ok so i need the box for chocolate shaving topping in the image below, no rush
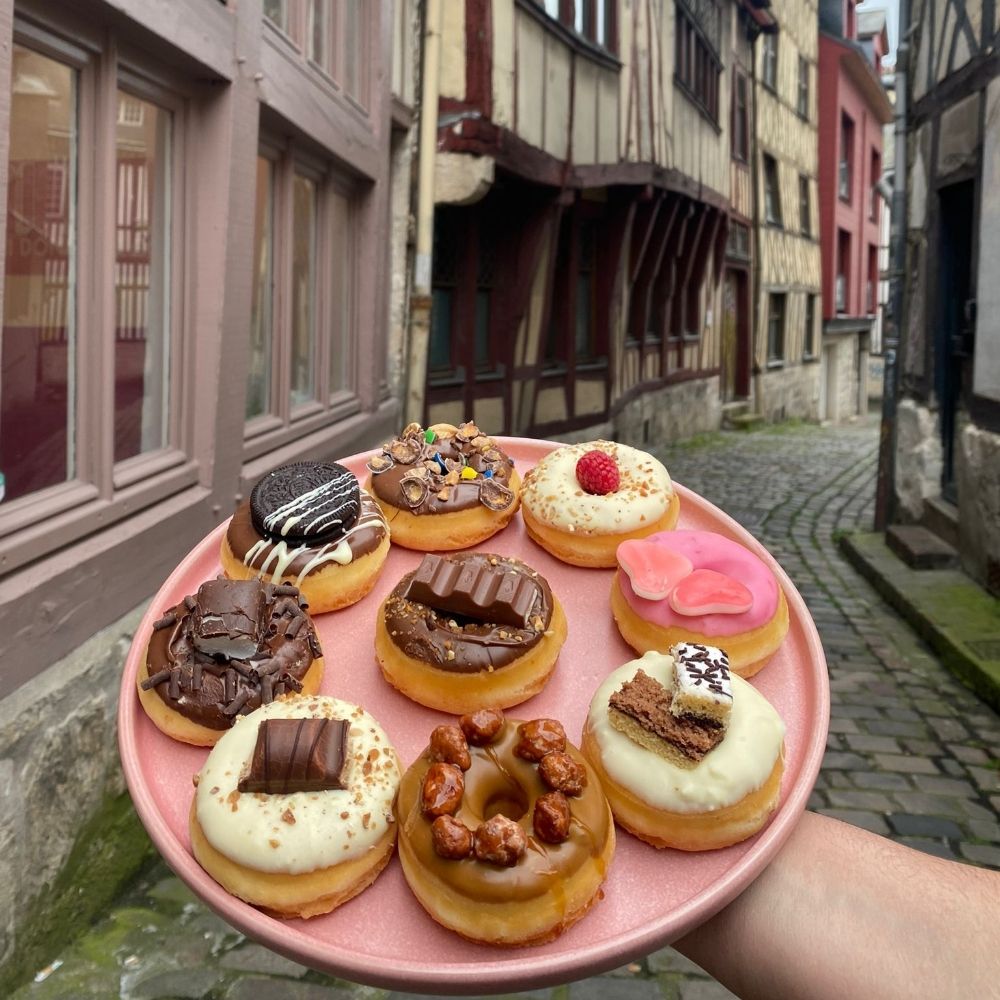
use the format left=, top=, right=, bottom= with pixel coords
left=168, top=667, right=181, bottom=701
left=274, top=583, right=299, bottom=597
left=152, top=612, right=177, bottom=631
left=222, top=687, right=253, bottom=717
left=141, top=668, right=172, bottom=690
left=238, top=718, right=350, bottom=794
left=261, top=675, right=273, bottom=703
left=285, top=616, right=304, bottom=639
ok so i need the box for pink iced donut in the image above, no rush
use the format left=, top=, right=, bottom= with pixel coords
left=610, top=530, right=789, bottom=677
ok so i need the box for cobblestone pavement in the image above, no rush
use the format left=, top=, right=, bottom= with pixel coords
left=16, top=416, right=1000, bottom=1000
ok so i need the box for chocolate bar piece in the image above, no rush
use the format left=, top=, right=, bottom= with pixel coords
left=405, top=554, right=540, bottom=628
left=608, top=669, right=724, bottom=768
left=238, top=717, right=350, bottom=794
left=191, top=579, right=267, bottom=660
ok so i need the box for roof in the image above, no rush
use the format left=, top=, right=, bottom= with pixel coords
left=821, top=30, right=894, bottom=124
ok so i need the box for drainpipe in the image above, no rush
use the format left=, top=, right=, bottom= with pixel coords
left=405, top=0, right=443, bottom=424
left=874, top=0, right=909, bottom=530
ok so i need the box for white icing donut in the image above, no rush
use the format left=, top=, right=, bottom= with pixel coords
left=194, top=696, right=400, bottom=875
left=586, top=650, right=784, bottom=813
left=521, top=441, right=674, bottom=535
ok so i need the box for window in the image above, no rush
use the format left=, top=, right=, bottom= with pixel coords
left=799, top=174, right=811, bottom=235
left=763, top=154, right=782, bottom=225
left=537, top=0, right=616, bottom=51
left=803, top=294, right=817, bottom=359
left=246, top=141, right=357, bottom=436
left=836, top=228, right=851, bottom=312
left=869, top=148, right=881, bottom=222
left=839, top=113, right=854, bottom=201
left=867, top=244, right=879, bottom=313
left=727, top=220, right=751, bottom=259
left=675, top=6, right=721, bottom=122
left=767, top=293, right=786, bottom=363
left=762, top=32, right=778, bottom=91
left=732, top=72, right=749, bottom=162
left=797, top=56, right=809, bottom=118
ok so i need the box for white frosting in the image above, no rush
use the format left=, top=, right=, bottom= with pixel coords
left=670, top=642, right=733, bottom=722
left=587, top=650, right=784, bottom=813
left=195, top=696, right=400, bottom=875
left=522, top=440, right=673, bottom=535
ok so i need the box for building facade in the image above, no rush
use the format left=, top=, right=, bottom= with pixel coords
left=890, top=0, right=1000, bottom=594
left=400, top=0, right=773, bottom=445
left=752, top=0, right=822, bottom=423
left=816, top=0, right=892, bottom=422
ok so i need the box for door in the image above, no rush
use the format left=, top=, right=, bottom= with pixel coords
left=720, top=267, right=749, bottom=402
left=935, top=180, right=976, bottom=502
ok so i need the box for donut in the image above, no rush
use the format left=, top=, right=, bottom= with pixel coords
left=190, top=695, right=401, bottom=918
left=395, top=710, right=615, bottom=946
left=582, top=647, right=785, bottom=851
left=374, top=551, right=567, bottom=713
left=137, top=577, right=324, bottom=746
left=520, top=440, right=679, bottom=567
left=611, top=529, right=789, bottom=677
left=365, top=421, right=520, bottom=551
left=221, top=461, right=390, bottom=614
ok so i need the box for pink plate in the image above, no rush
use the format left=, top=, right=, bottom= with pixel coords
left=118, top=438, right=829, bottom=994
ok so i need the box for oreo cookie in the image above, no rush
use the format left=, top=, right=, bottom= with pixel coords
left=250, top=462, right=361, bottom=546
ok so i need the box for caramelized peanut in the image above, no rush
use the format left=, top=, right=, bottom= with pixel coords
left=428, top=725, right=471, bottom=770
left=459, top=708, right=505, bottom=746
left=473, top=814, right=527, bottom=866
left=421, top=762, right=464, bottom=817
left=533, top=791, right=571, bottom=843
left=431, top=815, right=474, bottom=859
left=513, top=718, right=566, bottom=761
left=538, top=751, right=587, bottom=796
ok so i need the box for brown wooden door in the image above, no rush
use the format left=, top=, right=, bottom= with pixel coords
left=721, top=269, right=739, bottom=401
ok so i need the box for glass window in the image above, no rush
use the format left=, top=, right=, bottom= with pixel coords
left=732, top=73, right=748, bottom=161
left=803, top=294, right=816, bottom=359
left=290, top=173, right=317, bottom=408
left=1, top=45, right=76, bottom=502
left=675, top=7, right=720, bottom=122
left=762, top=32, right=778, bottom=91
left=799, top=174, right=811, bottom=235
left=797, top=56, right=809, bottom=118
left=328, top=185, right=352, bottom=396
left=263, top=0, right=287, bottom=31
left=767, top=293, right=785, bottom=362
left=763, top=154, right=782, bottom=225
left=247, top=156, right=274, bottom=420
left=114, top=90, right=172, bottom=463
left=840, top=113, right=854, bottom=201
left=307, top=0, right=328, bottom=69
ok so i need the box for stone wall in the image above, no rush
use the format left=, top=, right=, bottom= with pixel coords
left=893, top=398, right=943, bottom=520
left=756, top=360, right=822, bottom=423
left=614, top=376, right=722, bottom=445
left=957, top=421, right=1000, bottom=594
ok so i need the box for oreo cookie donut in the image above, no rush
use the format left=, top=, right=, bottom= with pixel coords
left=221, top=461, right=390, bottom=614
left=374, top=552, right=567, bottom=713
left=190, top=694, right=401, bottom=918
left=365, top=421, right=520, bottom=551
left=136, top=578, right=324, bottom=746
left=396, top=710, right=614, bottom=945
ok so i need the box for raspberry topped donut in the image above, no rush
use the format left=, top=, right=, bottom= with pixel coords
left=611, top=530, right=789, bottom=677
left=365, top=421, right=520, bottom=551
left=137, top=578, right=324, bottom=745
left=396, top=710, right=614, bottom=945
left=521, top=440, right=679, bottom=567
left=374, top=551, right=567, bottom=712
left=221, top=461, right=390, bottom=614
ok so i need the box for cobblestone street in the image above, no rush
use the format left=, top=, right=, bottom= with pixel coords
left=16, top=416, right=1000, bottom=1000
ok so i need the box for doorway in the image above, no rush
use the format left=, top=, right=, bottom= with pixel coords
left=721, top=267, right=749, bottom=401
left=935, top=180, right=976, bottom=502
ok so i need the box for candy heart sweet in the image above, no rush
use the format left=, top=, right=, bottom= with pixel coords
left=669, top=568, right=753, bottom=616
left=617, top=539, right=694, bottom=601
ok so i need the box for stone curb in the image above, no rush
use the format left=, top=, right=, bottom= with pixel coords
left=839, top=532, right=1000, bottom=712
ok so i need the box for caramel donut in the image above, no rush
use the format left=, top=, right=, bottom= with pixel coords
left=582, top=649, right=785, bottom=851
left=396, top=711, right=615, bottom=946
left=221, top=462, right=390, bottom=614
left=366, top=421, right=520, bottom=551
left=190, top=695, right=401, bottom=918
left=520, top=440, right=679, bottom=568
left=137, top=578, right=323, bottom=746
left=374, top=552, right=567, bottom=713
left=611, top=529, right=789, bottom=677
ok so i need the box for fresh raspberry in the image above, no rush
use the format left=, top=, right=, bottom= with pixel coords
left=575, top=450, right=620, bottom=495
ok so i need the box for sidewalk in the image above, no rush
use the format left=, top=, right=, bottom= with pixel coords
left=14, top=416, right=1000, bottom=999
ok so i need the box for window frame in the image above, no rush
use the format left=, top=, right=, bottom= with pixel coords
left=731, top=71, right=749, bottom=162
left=762, top=31, right=778, bottom=93
left=763, top=153, right=782, bottom=227
left=0, top=13, right=199, bottom=564
left=766, top=292, right=786, bottom=365
left=674, top=4, right=721, bottom=125
left=803, top=293, right=817, bottom=360
left=796, top=55, right=809, bottom=119
left=839, top=112, right=854, bottom=203
left=799, top=173, right=811, bottom=236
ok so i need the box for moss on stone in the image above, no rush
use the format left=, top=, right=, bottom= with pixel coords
left=1, top=791, right=157, bottom=993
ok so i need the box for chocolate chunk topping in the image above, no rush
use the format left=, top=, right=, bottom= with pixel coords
left=609, top=669, right=724, bottom=764
left=191, top=579, right=267, bottom=660
left=250, top=462, right=360, bottom=545
left=238, top=717, right=350, bottom=794
left=405, top=553, right=541, bottom=628
left=152, top=612, right=177, bottom=631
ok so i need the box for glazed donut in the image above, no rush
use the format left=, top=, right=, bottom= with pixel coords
left=611, top=529, right=789, bottom=677
left=137, top=578, right=323, bottom=746
left=374, top=551, right=567, bottom=713
left=365, top=421, right=520, bottom=551
left=221, top=462, right=390, bottom=614
left=190, top=695, right=401, bottom=918
left=582, top=648, right=785, bottom=851
left=396, top=710, right=614, bottom=946
left=520, top=440, right=679, bottom=567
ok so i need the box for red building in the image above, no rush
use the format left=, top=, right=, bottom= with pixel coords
left=817, top=0, right=892, bottom=404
